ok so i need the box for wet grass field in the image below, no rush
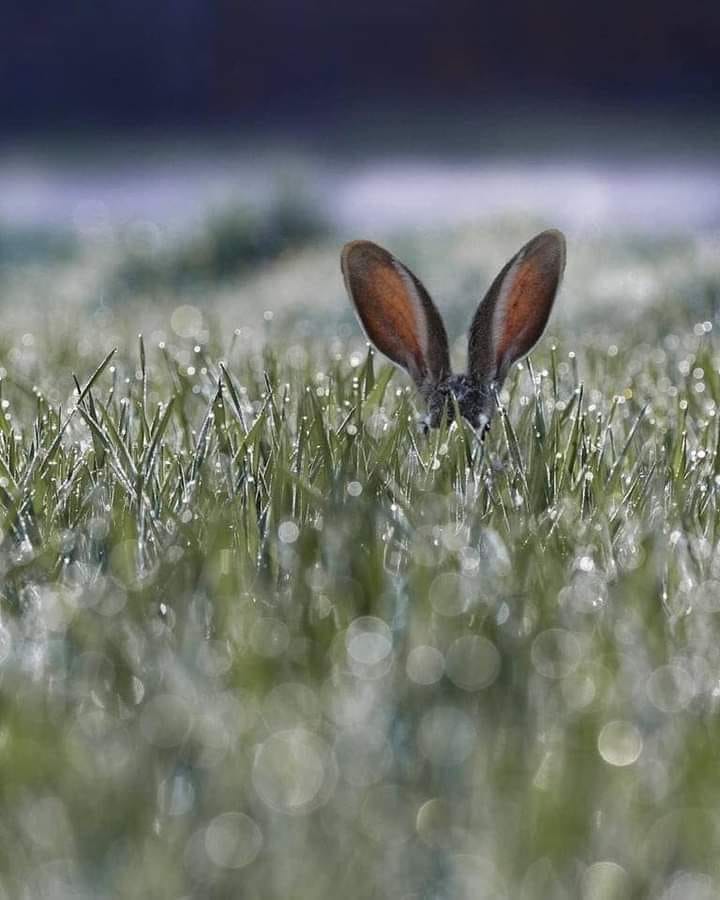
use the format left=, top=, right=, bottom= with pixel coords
left=1, top=203, right=720, bottom=898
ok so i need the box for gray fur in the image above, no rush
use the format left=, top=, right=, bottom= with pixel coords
left=425, top=374, right=493, bottom=430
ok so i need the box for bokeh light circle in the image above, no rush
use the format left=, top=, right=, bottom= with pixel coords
left=598, top=720, right=643, bottom=767
left=406, top=645, right=445, bottom=685
left=531, top=628, right=582, bottom=679
left=252, top=728, right=336, bottom=815
left=445, top=635, right=500, bottom=691
left=204, top=812, right=263, bottom=870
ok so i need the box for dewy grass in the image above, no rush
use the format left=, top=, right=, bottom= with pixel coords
left=1, top=304, right=720, bottom=898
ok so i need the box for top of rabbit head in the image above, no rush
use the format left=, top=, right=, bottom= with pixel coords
left=341, top=229, right=566, bottom=432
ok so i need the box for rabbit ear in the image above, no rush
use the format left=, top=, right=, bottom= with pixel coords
left=341, top=240, right=450, bottom=393
left=468, top=229, right=565, bottom=383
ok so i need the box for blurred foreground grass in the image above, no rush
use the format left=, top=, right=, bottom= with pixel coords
left=0, top=217, right=720, bottom=898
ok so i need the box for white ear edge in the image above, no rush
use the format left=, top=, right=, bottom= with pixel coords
left=491, top=253, right=525, bottom=379
left=393, top=260, right=432, bottom=380
left=492, top=230, right=565, bottom=378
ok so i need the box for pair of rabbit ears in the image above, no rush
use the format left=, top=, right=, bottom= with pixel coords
left=341, top=229, right=566, bottom=392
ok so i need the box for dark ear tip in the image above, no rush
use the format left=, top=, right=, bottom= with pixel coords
left=533, top=228, right=565, bottom=249
left=529, top=229, right=567, bottom=275
left=341, top=239, right=368, bottom=258
left=341, top=239, right=387, bottom=274
left=537, top=228, right=566, bottom=250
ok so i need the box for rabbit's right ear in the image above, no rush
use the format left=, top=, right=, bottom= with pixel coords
left=341, top=240, right=450, bottom=393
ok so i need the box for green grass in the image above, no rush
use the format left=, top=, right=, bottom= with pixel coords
left=1, top=224, right=720, bottom=899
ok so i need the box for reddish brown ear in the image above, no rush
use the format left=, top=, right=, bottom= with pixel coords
left=341, top=240, right=450, bottom=393
left=468, top=230, right=565, bottom=383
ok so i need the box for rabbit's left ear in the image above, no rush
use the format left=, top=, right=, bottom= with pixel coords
left=341, top=240, right=450, bottom=393
left=468, top=229, right=566, bottom=383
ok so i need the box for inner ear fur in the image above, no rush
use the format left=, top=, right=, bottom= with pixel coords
left=342, top=240, right=450, bottom=391
left=468, top=229, right=565, bottom=382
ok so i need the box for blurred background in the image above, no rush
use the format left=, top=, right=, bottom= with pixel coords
left=4, top=5, right=720, bottom=899
left=2, top=0, right=720, bottom=339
